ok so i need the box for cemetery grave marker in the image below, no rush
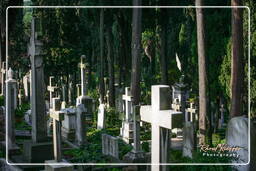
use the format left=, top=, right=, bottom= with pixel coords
left=140, top=85, right=182, bottom=171
left=102, top=133, right=119, bottom=160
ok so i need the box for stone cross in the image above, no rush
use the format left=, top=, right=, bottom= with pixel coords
left=50, top=98, right=64, bottom=162
left=122, top=87, right=132, bottom=121
left=28, top=17, right=47, bottom=142
left=47, top=76, right=58, bottom=108
left=6, top=68, right=17, bottom=150
left=185, top=102, right=197, bottom=122
left=1, top=62, right=6, bottom=95
left=76, top=104, right=86, bottom=146
left=79, top=55, right=87, bottom=96
left=140, top=85, right=182, bottom=171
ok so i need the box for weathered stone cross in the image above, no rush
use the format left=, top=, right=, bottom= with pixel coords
left=140, top=85, right=182, bottom=171
left=185, top=102, right=197, bottom=122
left=50, top=98, right=64, bottom=162
left=79, top=55, right=87, bottom=96
left=122, top=87, right=132, bottom=121
left=47, top=76, right=58, bottom=108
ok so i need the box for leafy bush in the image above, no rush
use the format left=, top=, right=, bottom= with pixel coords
left=15, top=103, right=30, bottom=118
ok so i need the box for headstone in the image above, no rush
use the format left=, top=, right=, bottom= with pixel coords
left=115, top=87, right=123, bottom=113
left=102, top=134, right=119, bottom=160
left=140, top=85, right=182, bottom=171
left=76, top=55, right=93, bottom=121
left=226, top=116, right=249, bottom=171
left=182, top=122, right=195, bottom=158
left=76, top=104, right=86, bottom=147
left=61, top=108, right=76, bottom=141
left=68, top=74, right=74, bottom=105
left=24, top=109, right=32, bottom=126
left=123, top=105, right=146, bottom=163
left=120, top=87, right=134, bottom=144
left=218, top=104, right=225, bottom=129
left=23, top=17, right=53, bottom=163
left=97, top=103, right=105, bottom=130
left=6, top=68, right=19, bottom=154
left=23, top=72, right=30, bottom=101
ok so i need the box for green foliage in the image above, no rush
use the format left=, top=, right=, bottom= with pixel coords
left=0, top=96, right=4, bottom=106
left=15, top=103, right=30, bottom=118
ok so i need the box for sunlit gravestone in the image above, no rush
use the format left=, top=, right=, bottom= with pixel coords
left=140, top=85, right=182, bottom=171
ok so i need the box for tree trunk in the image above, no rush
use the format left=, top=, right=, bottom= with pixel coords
left=106, top=24, right=115, bottom=107
left=159, top=9, right=168, bottom=85
left=99, top=8, right=105, bottom=103
left=230, top=0, right=244, bottom=118
left=130, top=0, right=142, bottom=105
left=196, top=0, right=208, bottom=145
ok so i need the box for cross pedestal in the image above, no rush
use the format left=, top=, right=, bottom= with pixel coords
left=140, top=85, right=182, bottom=171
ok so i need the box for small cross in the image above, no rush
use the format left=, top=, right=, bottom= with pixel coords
left=122, top=87, right=133, bottom=121
left=185, top=102, right=197, bottom=122
left=47, top=76, right=58, bottom=108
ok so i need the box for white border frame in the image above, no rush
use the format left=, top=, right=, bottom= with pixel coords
left=5, top=6, right=250, bottom=166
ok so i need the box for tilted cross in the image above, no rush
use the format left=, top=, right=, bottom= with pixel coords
left=140, top=85, right=182, bottom=171
left=122, top=87, right=133, bottom=121
left=50, top=98, right=64, bottom=162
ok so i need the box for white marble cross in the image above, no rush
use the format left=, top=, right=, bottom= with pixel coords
left=50, top=98, right=64, bottom=162
left=140, top=85, right=182, bottom=171
left=185, top=102, right=197, bottom=122
left=47, top=76, right=58, bottom=108
left=122, top=87, right=133, bottom=121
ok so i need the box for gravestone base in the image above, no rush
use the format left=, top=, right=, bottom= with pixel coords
left=61, top=127, right=75, bottom=141
left=23, top=141, right=53, bottom=163
left=45, top=160, right=74, bottom=171
left=120, top=121, right=133, bottom=144
left=123, top=150, right=146, bottom=163
left=0, top=141, right=20, bottom=156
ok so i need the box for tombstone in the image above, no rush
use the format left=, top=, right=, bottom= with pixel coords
left=24, top=109, right=32, bottom=126
left=171, top=98, right=181, bottom=111
left=23, top=72, right=30, bottom=101
left=140, top=85, right=182, bottom=171
left=218, top=104, right=225, bottom=129
left=115, top=87, right=123, bottom=113
left=76, top=55, right=93, bottom=121
left=97, top=103, right=105, bottom=130
left=182, top=122, right=195, bottom=158
left=76, top=104, right=86, bottom=147
left=102, top=134, right=119, bottom=160
left=1, top=62, right=6, bottom=96
left=45, top=98, right=74, bottom=171
left=61, top=108, right=76, bottom=141
left=47, top=76, right=58, bottom=108
left=68, top=74, right=74, bottom=105
left=23, top=17, right=53, bottom=163
left=76, top=84, right=81, bottom=97
left=226, top=116, right=249, bottom=171
left=6, top=68, right=19, bottom=155
left=120, top=87, right=134, bottom=144
left=172, top=82, right=188, bottom=120
left=123, top=105, right=146, bottom=163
